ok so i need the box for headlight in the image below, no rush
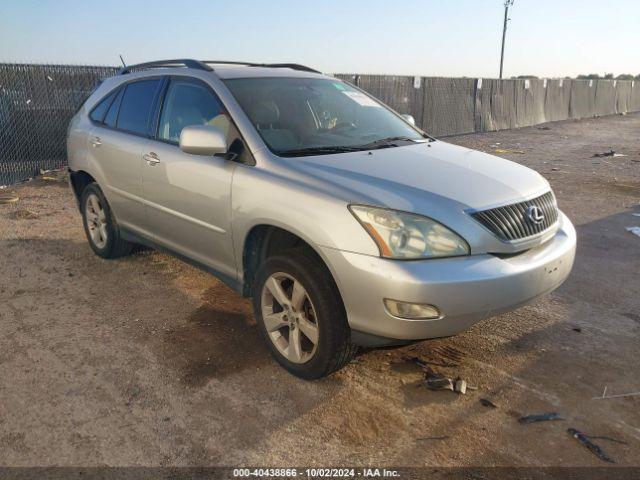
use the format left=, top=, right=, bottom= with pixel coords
left=349, top=205, right=470, bottom=259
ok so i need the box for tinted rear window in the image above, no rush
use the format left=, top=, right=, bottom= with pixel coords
left=89, top=90, right=116, bottom=123
left=104, top=88, right=124, bottom=128
left=116, top=79, right=161, bottom=135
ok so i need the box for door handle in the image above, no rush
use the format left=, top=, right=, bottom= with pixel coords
left=144, top=152, right=160, bottom=166
left=90, top=136, right=102, bottom=147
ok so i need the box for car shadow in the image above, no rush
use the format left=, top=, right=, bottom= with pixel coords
left=161, top=289, right=269, bottom=385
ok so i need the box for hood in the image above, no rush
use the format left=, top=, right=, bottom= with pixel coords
left=287, top=141, right=550, bottom=213
left=266, top=140, right=555, bottom=255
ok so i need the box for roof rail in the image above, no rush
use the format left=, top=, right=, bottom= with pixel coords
left=117, top=59, right=321, bottom=76
left=203, top=61, right=321, bottom=74
left=202, top=60, right=256, bottom=67
left=261, top=63, right=321, bottom=74
left=118, top=59, right=212, bottom=75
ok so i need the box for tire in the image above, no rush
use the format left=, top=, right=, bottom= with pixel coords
left=253, top=249, right=357, bottom=379
left=80, top=183, right=133, bottom=259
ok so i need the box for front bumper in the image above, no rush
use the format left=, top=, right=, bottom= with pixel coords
left=321, top=211, right=576, bottom=345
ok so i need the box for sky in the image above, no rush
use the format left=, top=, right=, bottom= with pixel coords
left=1, top=0, right=638, bottom=78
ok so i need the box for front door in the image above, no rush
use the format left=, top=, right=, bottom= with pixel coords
left=141, top=77, right=237, bottom=280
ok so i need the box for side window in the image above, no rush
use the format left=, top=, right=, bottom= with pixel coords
left=158, top=79, right=230, bottom=144
left=89, top=89, right=117, bottom=123
left=116, top=79, right=161, bottom=135
left=104, top=88, right=124, bottom=128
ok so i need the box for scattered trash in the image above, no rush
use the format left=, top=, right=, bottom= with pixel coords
left=454, top=378, right=467, bottom=394
left=39, top=169, right=68, bottom=182
left=537, top=126, right=551, bottom=130
left=572, top=327, right=582, bottom=333
left=567, top=428, right=616, bottom=463
left=592, top=386, right=640, bottom=400
left=582, top=435, right=628, bottom=445
left=479, top=398, right=497, bottom=408
left=423, top=371, right=473, bottom=395
left=592, top=150, right=615, bottom=157
left=0, top=195, right=19, bottom=205
left=417, top=436, right=449, bottom=441
left=12, top=209, right=39, bottom=220
left=495, top=148, right=525, bottom=155
left=518, top=412, right=564, bottom=424
left=551, top=167, right=561, bottom=171
left=592, top=150, right=627, bottom=158
left=424, top=373, right=454, bottom=392
left=407, top=351, right=472, bottom=395
left=626, top=226, right=640, bottom=238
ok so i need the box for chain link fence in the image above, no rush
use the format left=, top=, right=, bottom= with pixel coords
left=2, top=63, right=639, bottom=186
left=0, top=64, right=117, bottom=186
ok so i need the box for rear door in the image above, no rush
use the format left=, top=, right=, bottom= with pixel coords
left=87, top=78, right=162, bottom=234
left=141, top=76, right=237, bottom=279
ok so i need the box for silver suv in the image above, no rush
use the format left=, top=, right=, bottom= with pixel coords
left=67, top=59, right=576, bottom=379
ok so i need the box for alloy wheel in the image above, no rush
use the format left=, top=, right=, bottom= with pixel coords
left=260, top=272, right=320, bottom=364
left=85, top=193, right=108, bottom=249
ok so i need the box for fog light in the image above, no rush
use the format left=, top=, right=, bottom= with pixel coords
left=383, top=299, right=440, bottom=319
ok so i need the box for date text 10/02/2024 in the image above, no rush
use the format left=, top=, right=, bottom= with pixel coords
left=232, top=468, right=401, bottom=478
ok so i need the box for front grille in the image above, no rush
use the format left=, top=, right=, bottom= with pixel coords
left=471, top=191, right=558, bottom=241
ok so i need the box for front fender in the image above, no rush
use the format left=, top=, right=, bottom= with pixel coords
left=231, top=162, right=379, bottom=282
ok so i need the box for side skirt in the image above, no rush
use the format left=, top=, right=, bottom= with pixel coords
left=120, top=228, right=244, bottom=294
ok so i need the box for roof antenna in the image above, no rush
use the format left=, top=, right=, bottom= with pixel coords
left=119, top=54, right=127, bottom=68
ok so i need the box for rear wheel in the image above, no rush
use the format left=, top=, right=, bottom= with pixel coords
left=253, top=249, right=357, bottom=379
left=81, top=183, right=133, bottom=259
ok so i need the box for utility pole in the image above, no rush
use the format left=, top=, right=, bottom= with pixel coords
left=499, top=0, right=515, bottom=79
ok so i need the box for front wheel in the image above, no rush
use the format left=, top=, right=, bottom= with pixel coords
left=253, top=249, right=357, bottom=380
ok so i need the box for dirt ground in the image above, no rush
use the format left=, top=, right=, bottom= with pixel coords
left=1, top=113, right=639, bottom=468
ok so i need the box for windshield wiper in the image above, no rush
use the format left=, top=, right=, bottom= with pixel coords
left=276, top=146, right=362, bottom=157
left=355, top=136, right=427, bottom=150
left=276, top=136, right=429, bottom=157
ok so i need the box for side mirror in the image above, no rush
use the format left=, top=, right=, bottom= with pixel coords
left=179, top=125, right=227, bottom=156
left=401, top=114, right=416, bottom=126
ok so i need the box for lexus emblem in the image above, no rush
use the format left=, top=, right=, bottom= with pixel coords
left=526, top=205, right=545, bottom=225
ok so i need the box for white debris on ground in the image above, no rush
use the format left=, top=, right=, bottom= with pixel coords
left=626, top=226, right=640, bottom=238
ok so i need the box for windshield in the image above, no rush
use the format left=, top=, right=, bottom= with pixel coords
left=224, top=77, right=427, bottom=156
